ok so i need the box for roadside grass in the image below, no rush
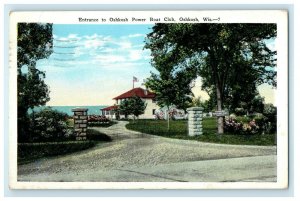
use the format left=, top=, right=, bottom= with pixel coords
left=126, top=118, right=276, bottom=146
left=18, top=129, right=112, bottom=164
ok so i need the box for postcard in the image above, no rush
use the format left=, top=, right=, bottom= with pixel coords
left=9, top=10, right=288, bottom=189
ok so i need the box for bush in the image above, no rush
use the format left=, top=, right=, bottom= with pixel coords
left=18, top=141, right=97, bottom=164
left=88, top=115, right=112, bottom=127
left=235, top=108, right=246, bottom=116
left=224, top=117, right=259, bottom=135
left=223, top=117, right=243, bottom=134
left=29, top=108, right=73, bottom=142
left=242, top=119, right=260, bottom=134
left=263, top=104, right=277, bottom=133
left=224, top=112, right=277, bottom=135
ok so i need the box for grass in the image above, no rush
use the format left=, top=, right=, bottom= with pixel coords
left=18, top=129, right=112, bottom=164
left=126, top=118, right=276, bottom=146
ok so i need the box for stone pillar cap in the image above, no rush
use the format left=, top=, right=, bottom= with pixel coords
left=187, top=107, right=204, bottom=111
left=72, top=108, right=89, bottom=112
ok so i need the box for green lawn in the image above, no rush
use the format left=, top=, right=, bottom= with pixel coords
left=126, top=118, right=276, bottom=146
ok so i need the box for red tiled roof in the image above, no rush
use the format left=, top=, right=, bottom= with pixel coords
left=113, top=87, right=156, bottom=100
left=101, top=105, right=118, bottom=111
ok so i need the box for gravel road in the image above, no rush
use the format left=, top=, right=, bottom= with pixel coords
left=17, top=121, right=277, bottom=182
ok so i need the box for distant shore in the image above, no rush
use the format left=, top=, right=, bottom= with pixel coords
left=29, top=105, right=108, bottom=116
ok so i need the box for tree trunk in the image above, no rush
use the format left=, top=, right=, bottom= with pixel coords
left=216, top=84, right=224, bottom=134
left=209, top=48, right=224, bottom=135
left=167, top=108, right=170, bottom=132
left=167, top=106, right=170, bottom=132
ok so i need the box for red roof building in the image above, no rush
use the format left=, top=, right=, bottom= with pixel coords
left=101, top=105, right=118, bottom=111
left=113, top=87, right=155, bottom=100
left=101, top=87, right=159, bottom=119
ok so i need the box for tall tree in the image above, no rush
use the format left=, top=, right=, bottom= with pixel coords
left=145, top=23, right=276, bottom=134
left=17, top=23, right=53, bottom=142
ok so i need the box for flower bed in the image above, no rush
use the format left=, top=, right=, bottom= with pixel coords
left=88, top=115, right=112, bottom=127
left=224, top=117, right=259, bottom=135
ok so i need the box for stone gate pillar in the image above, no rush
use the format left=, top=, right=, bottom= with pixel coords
left=187, top=107, right=203, bottom=136
left=72, top=108, right=88, bottom=140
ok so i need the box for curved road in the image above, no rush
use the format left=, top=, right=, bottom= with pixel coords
left=18, top=121, right=277, bottom=182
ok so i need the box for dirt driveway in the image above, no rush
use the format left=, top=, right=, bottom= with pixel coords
left=17, top=121, right=277, bottom=182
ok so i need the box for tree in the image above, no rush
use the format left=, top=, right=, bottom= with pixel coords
left=145, top=65, right=197, bottom=130
left=130, top=96, right=147, bottom=119
left=119, top=96, right=147, bottom=120
left=17, top=23, right=53, bottom=142
left=145, top=23, right=276, bottom=134
left=192, top=97, right=215, bottom=113
left=249, top=95, right=265, bottom=114
left=118, top=99, right=132, bottom=119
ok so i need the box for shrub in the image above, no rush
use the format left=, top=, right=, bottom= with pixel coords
left=29, top=108, right=72, bottom=142
left=224, top=117, right=259, bottom=135
left=235, top=108, right=246, bottom=116
left=88, top=115, right=112, bottom=127
left=263, top=104, right=277, bottom=133
left=154, top=110, right=164, bottom=120
left=242, top=119, right=259, bottom=134
left=224, top=117, right=244, bottom=134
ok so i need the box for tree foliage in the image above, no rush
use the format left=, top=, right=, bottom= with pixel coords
left=119, top=96, right=147, bottom=119
left=192, top=97, right=215, bottom=113
left=18, top=23, right=53, bottom=68
left=17, top=23, right=53, bottom=141
left=118, top=99, right=132, bottom=119
left=145, top=23, right=277, bottom=134
left=145, top=67, right=197, bottom=111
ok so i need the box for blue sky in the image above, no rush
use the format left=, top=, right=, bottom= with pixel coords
left=35, top=24, right=276, bottom=106
left=36, top=24, right=156, bottom=106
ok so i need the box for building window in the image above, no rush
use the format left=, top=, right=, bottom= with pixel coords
left=152, top=109, right=156, bottom=115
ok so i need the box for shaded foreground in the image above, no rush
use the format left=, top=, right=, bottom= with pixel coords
left=18, top=121, right=276, bottom=182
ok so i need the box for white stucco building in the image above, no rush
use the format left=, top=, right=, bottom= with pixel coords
left=101, top=87, right=160, bottom=119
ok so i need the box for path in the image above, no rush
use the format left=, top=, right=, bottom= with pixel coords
left=17, top=121, right=277, bottom=182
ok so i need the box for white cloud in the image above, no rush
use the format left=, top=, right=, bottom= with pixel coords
left=49, top=32, right=151, bottom=71
left=95, top=55, right=126, bottom=64
left=94, top=62, right=147, bottom=72
left=84, top=33, right=100, bottom=40
left=84, top=39, right=106, bottom=49
left=118, top=41, right=132, bottom=49
left=128, top=33, right=145, bottom=38
left=129, top=50, right=142, bottom=61
left=67, top=34, right=81, bottom=40
left=99, top=48, right=114, bottom=53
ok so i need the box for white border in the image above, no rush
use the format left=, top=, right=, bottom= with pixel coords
left=8, top=10, right=288, bottom=190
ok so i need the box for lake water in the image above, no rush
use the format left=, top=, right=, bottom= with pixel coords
left=30, top=105, right=108, bottom=116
